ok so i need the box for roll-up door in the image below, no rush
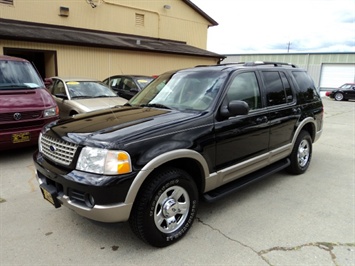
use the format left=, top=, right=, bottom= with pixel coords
left=320, top=64, right=355, bottom=88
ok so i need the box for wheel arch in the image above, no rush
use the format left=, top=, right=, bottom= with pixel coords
left=124, top=149, right=209, bottom=205
left=293, top=118, right=317, bottom=144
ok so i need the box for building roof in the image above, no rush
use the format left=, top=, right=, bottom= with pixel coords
left=0, top=19, right=223, bottom=60
left=183, top=0, right=218, bottom=26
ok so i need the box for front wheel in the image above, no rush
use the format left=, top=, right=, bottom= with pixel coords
left=129, top=167, right=199, bottom=247
left=287, top=130, right=312, bottom=175
left=334, top=92, right=344, bottom=101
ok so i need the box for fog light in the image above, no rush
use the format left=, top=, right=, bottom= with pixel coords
left=84, top=194, right=95, bottom=208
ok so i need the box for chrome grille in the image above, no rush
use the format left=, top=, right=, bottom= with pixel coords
left=40, top=134, right=78, bottom=166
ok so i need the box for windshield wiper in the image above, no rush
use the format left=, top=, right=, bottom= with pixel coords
left=95, top=95, right=115, bottom=98
left=141, top=103, right=171, bottom=110
left=70, top=96, right=91, bottom=99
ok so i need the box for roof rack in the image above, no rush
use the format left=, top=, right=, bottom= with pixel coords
left=195, top=62, right=298, bottom=68
left=243, top=61, right=298, bottom=68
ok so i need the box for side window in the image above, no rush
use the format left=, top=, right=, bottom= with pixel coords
left=280, top=72, right=293, bottom=102
left=292, top=71, right=319, bottom=102
left=262, top=71, right=286, bottom=106
left=122, top=78, right=137, bottom=92
left=227, top=72, right=261, bottom=110
left=109, top=78, right=121, bottom=89
left=52, top=80, right=65, bottom=95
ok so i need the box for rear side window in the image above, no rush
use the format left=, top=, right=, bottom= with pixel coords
left=262, top=71, right=293, bottom=106
left=292, top=71, right=319, bottom=102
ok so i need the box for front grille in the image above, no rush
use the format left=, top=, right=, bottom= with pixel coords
left=0, top=120, right=45, bottom=131
left=0, top=111, right=42, bottom=122
left=41, top=134, right=78, bottom=166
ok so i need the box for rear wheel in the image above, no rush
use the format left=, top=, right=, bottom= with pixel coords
left=334, top=92, right=344, bottom=101
left=287, top=130, right=312, bottom=175
left=129, top=167, right=198, bottom=247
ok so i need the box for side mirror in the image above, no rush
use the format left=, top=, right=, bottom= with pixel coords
left=220, top=100, right=249, bottom=118
left=54, top=93, right=68, bottom=100
left=44, top=78, right=53, bottom=88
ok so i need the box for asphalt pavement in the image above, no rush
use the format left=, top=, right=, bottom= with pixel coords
left=0, top=97, right=354, bottom=266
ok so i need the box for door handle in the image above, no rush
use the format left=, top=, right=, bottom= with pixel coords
left=292, top=107, right=301, bottom=114
left=256, top=116, right=268, bottom=124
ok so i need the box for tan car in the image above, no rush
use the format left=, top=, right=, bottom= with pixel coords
left=47, top=77, right=127, bottom=118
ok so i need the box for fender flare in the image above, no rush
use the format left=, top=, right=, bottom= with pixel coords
left=124, top=149, right=209, bottom=204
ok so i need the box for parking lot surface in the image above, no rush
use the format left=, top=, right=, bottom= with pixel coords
left=0, top=97, right=354, bottom=265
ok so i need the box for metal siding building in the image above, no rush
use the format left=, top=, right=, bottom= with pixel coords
left=223, top=53, right=355, bottom=89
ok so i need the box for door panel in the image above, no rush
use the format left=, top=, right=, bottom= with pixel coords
left=215, top=112, right=270, bottom=171
left=215, top=71, right=269, bottom=171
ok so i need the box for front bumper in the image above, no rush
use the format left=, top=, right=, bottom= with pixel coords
left=33, top=151, right=135, bottom=223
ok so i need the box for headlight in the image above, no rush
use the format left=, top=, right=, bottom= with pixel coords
left=76, top=147, right=132, bottom=175
left=43, top=107, right=58, bottom=117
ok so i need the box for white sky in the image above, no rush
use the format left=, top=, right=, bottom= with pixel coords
left=190, top=0, right=355, bottom=54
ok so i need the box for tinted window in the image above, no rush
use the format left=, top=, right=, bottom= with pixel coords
left=262, top=71, right=286, bottom=106
left=227, top=72, right=261, bottom=110
left=280, top=72, right=293, bottom=102
left=292, top=71, right=319, bottom=102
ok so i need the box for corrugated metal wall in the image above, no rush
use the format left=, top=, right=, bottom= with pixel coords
left=223, top=53, right=355, bottom=87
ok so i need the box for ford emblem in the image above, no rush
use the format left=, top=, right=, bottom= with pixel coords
left=49, top=145, right=57, bottom=152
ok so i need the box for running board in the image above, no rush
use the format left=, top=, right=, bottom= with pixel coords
left=203, top=158, right=290, bottom=203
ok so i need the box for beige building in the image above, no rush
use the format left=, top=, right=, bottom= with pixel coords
left=0, top=0, right=223, bottom=79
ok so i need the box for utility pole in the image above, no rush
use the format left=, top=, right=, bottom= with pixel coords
left=287, top=42, right=291, bottom=53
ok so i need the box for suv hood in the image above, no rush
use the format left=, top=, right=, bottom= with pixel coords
left=49, top=106, right=207, bottom=148
left=0, top=88, right=55, bottom=112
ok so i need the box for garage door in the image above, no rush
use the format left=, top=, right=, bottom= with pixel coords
left=319, top=64, right=355, bottom=88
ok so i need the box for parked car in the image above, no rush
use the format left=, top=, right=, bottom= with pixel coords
left=0, top=55, right=59, bottom=151
left=327, top=83, right=355, bottom=101
left=47, top=77, right=127, bottom=118
left=325, top=90, right=331, bottom=97
left=34, top=62, right=323, bottom=247
left=103, top=75, right=154, bottom=100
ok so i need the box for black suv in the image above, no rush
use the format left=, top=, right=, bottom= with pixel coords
left=33, top=62, right=323, bottom=247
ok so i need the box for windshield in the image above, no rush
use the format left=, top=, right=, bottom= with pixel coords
left=135, top=77, right=154, bottom=89
left=0, top=60, right=44, bottom=89
left=67, top=81, right=117, bottom=98
left=129, top=70, right=227, bottom=111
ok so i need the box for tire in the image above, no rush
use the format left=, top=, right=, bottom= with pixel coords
left=287, top=130, right=312, bottom=175
left=334, top=92, right=344, bottom=101
left=129, top=167, right=199, bottom=247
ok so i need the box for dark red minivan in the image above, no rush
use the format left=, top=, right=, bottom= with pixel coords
left=0, top=55, right=59, bottom=151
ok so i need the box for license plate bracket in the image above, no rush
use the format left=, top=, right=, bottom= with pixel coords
left=40, top=184, right=61, bottom=208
